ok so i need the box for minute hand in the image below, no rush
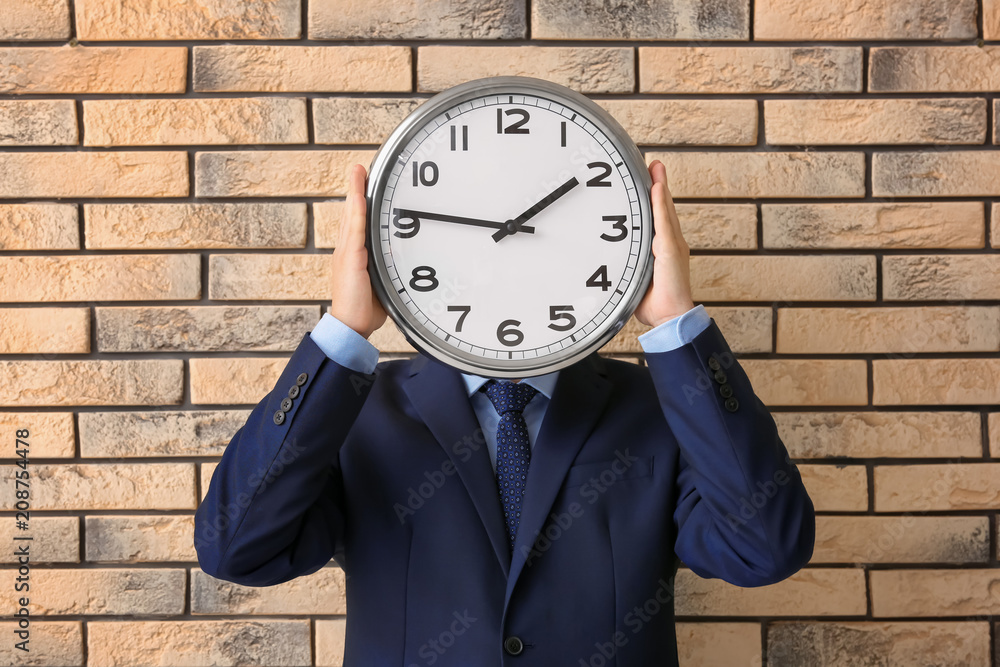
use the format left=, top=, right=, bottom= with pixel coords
left=492, top=177, right=580, bottom=243
left=394, top=208, right=534, bottom=234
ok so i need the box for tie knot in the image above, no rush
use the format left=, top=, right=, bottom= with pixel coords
left=483, top=380, right=538, bottom=415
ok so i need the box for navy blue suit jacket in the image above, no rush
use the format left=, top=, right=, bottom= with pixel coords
left=194, top=317, right=815, bottom=666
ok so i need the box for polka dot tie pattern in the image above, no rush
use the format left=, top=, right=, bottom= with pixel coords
left=482, top=379, right=538, bottom=553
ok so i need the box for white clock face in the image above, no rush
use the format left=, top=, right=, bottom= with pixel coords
left=369, top=83, right=651, bottom=377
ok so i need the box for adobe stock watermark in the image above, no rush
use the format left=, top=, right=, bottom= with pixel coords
left=578, top=576, right=675, bottom=667
left=406, top=609, right=478, bottom=666
left=724, top=467, right=793, bottom=532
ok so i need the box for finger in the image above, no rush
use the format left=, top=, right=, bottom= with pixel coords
left=649, top=160, right=687, bottom=250
left=341, top=164, right=368, bottom=252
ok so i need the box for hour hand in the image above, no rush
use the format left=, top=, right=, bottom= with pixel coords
left=393, top=208, right=535, bottom=234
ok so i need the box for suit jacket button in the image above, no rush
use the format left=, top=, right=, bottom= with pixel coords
left=719, top=383, right=733, bottom=398
left=273, top=410, right=286, bottom=425
left=296, top=372, right=308, bottom=386
left=280, top=397, right=293, bottom=412
left=504, top=636, right=524, bottom=656
left=724, top=397, right=739, bottom=412
left=713, top=369, right=727, bottom=384
left=707, top=357, right=721, bottom=371
left=288, top=384, right=300, bottom=399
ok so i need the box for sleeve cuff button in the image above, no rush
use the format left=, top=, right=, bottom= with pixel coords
left=724, top=397, right=739, bottom=412
left=273, top=410, right=286, bottom=425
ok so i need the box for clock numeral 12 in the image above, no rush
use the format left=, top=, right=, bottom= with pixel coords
left=412, top=161, right=439, bottom=187
left=586, top=265, right=612, bottom=291
left=450, top=125, right=468, bottom=151
left=497, top=108, right=530, bottom=134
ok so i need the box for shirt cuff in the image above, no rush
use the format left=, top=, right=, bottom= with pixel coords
left=637, top=304, right=711, bottom=353
left=308, top=312, right=380, bottom=375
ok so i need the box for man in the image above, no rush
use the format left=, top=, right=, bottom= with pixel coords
left=194, top=160, right=815, bottom=665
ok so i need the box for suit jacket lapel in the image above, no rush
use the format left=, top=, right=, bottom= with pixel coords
left=402, top=355, right=512, bottom=578
left=505, top=354, right=612, bottom=602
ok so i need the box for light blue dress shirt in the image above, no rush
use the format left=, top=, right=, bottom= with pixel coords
left=309, top=304, right=711, bottom=471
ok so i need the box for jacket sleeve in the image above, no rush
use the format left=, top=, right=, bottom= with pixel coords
left=644, top=318, right=815, bottom=587
left=193, top=331, right=376, bottom=587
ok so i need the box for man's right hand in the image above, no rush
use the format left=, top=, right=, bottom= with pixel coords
left=329, top=163, right=387, bottom=339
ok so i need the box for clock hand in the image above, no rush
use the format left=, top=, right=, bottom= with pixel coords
left=393, top=208, right=535, bottom=234
left=492, top=176, right=580, bottom=243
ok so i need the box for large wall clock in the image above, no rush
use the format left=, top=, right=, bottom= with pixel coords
left=365, top=76, right=653, bottom=378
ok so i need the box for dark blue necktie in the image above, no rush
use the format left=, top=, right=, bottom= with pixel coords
left=483, top=379, right=538, bottom=552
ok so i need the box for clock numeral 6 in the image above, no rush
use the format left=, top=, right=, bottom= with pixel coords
left=392, top=210, right=420, bottom=239
left=409, top=266, right=439, bottom=292
left=586, top=265, right=612, bottom=291
left=447, top=305, right=471, bottom=332
left=548, top=305, right=576, bottom=332
left=586, top=162, right=613, bottom=187
left=411, top=160, right=439, bottom=187
left=600, top=215, right=627, bottom=242
left=497, top=108, right=530, bottom=134
left=497, top=319, right=524, bottom=347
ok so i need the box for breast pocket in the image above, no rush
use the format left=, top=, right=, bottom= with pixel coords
left=563, top=454, right=654, bottom=489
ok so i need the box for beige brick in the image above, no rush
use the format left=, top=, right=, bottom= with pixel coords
left=0, top=621, right=81, bottom=667
left=311, top=0, right=523, bottom=39
left=79, top=410, right=250, bottom=458
left=195, top=149, right=375, bottom=197
left=192, top=567, right=346, bottom=614
left=0, top=307, right=90, bottom=354
left=209, top=254, right=329, bottom=300
left=85, top=202, right=305, bottom=250
left=314, top=200, right=345, bottom=248
left=765, top=98, right=985, bottom=145
left=871, top=570, right=1000, bottom=617
left=88, top=620, right=311, bottom=667
left=874, top=151, right=1000, bottom=197
left=0, top=569, right=184, bottom=615
left=0, top=517, right=78, bottom=563
left=84, top=97, right=307, bottom=146
left=988, top=0, right=1000, bottom=40
left=648, top=151, right=865, bottom=198
left=0, top=99, right=77, bottom=145
left=0, top=203, right=78, bottom=250
left=813, top=515, right=988, bottom=564
left=598, top=99, right=757, bottom=145
left=190, top=357, right=286, bottom=405
left=875, top=463, right=1000, bottom=511
left=675, top=568, right=866, bottom=616
left=193, top=45, right=411, bottom=93
left=990, top=413, right=999, bottom=457
left=313, top=97, right=422, bottom=145
left=640, top=47, right=862, bottom=94
left=534, top=0, right=747, bottom=40
left=1, top=203, right=81, bottom=252
left=0, top=359, right=183, bottom=407
left=799, top=465, right=868, bottom=512
left=0, top=254, right=200, bottom=302
left=690, top=255, right=876, bottom=301
left=777, top=307, right=1000, bottom=354
left=674, top=204, right=758, bottom=250
left=870, top=46, right=1000, bottom=92
left=367, top=320, right=415, bottom=354
left=418, top=46, right=634, bottom=94
left=774, top=411, right=983, bottom=459
left=677, top=623, right=760, bottom=666
left=316, top=618, right=346, bottom=667
left=0, top=463, right=194, bottom=510
left=884, top=255, right=1000, bottom=300
left=0, top=46, right=186, bottom=94
left=741, top=359, right=868, bottom=406
left=993, top=204, right=1000, bottom=248
left=0, top=0, right=70, bottom=40
left=0, top=412, right=75, bottom=458
left=611, top=306, right=773, bottom=355
left=86, top=516, right=196, bottom=562
left=0, top=151, right=187, bottom=198
left=76, top=0, right=301, bottom=40
left=768, top=621, right=990, bottom=666
left=762, top=202, right=985, bottom=249
left=756, top=0, right=976, bottom=40
left=874, top=359, right=1000, bottom=406
left=96, top=305, right=318, bottom=352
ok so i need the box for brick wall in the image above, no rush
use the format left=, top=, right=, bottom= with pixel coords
left=0, top=1, right=997, bottom=665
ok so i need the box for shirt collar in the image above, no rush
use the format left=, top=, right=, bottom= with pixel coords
left=461, top=370, right=560, bottom=399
